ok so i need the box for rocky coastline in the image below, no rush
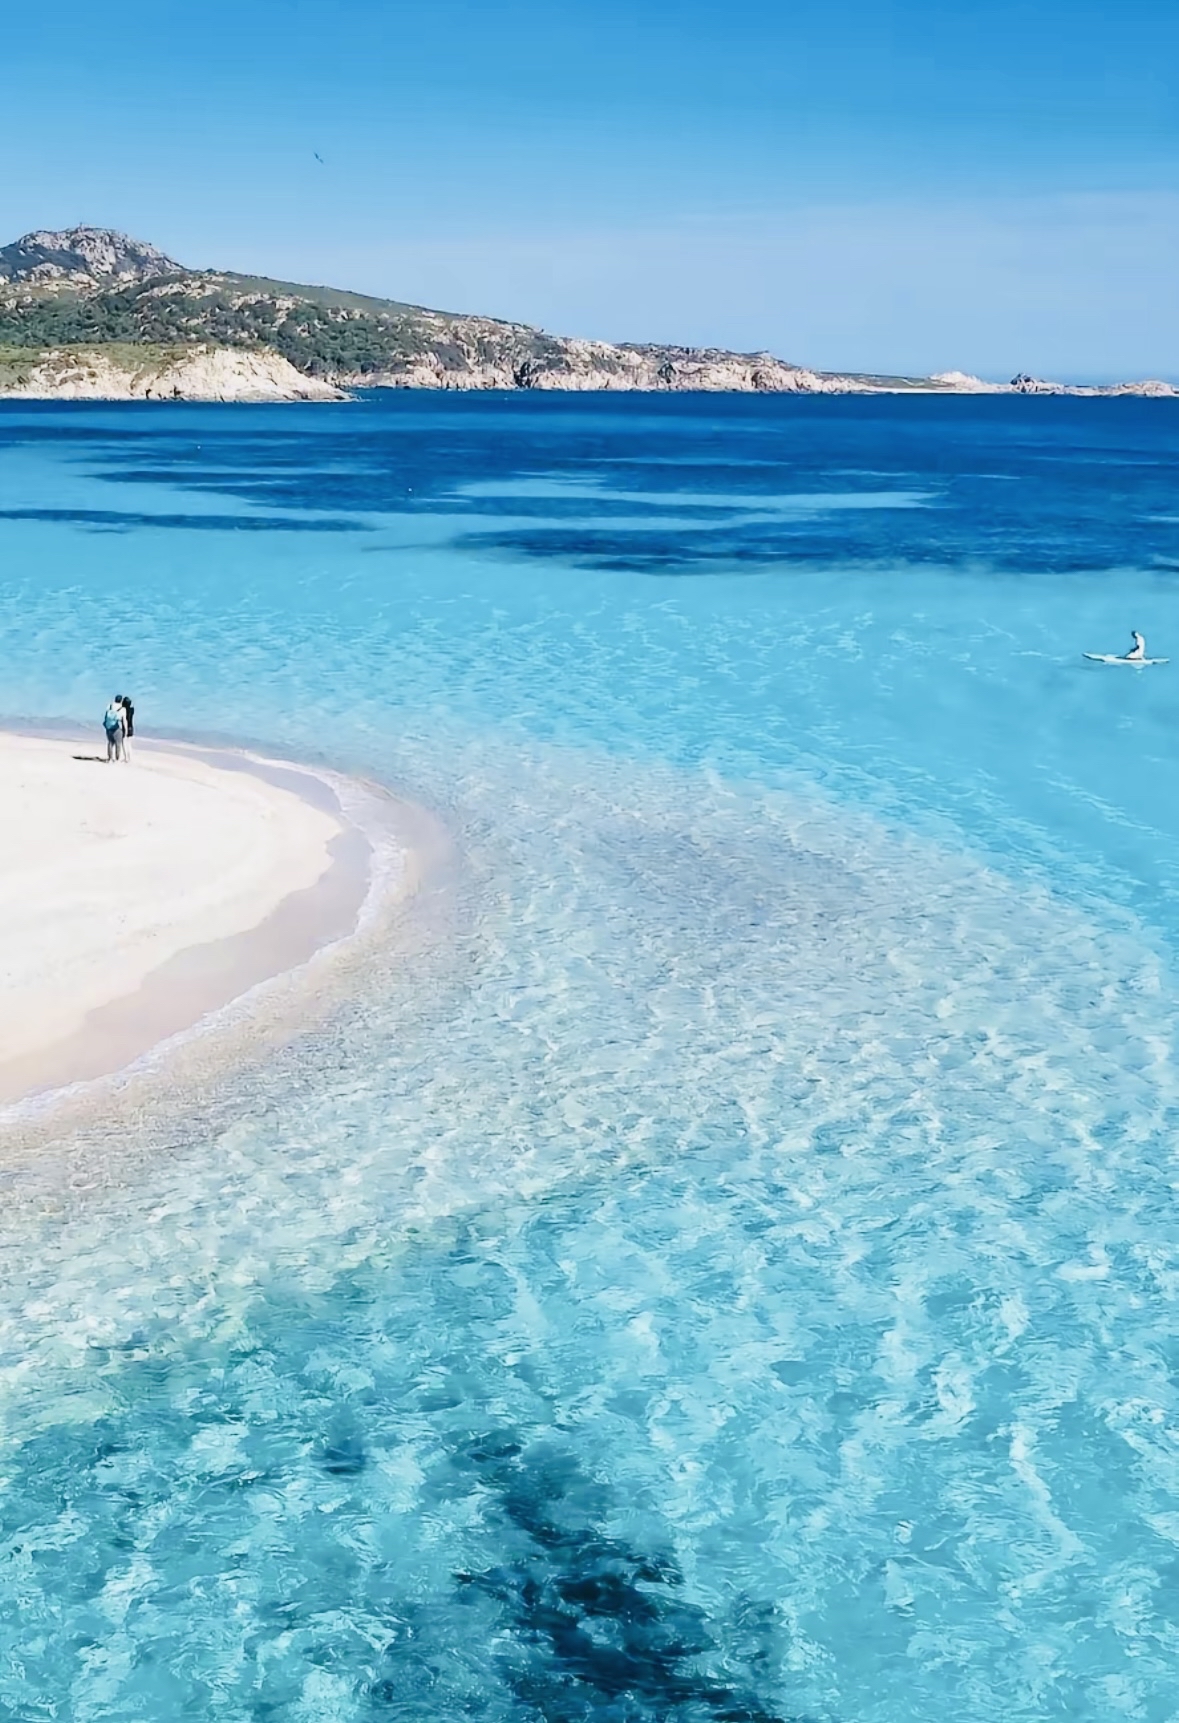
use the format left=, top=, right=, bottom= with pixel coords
left=0, top=344, right=344, bottom=403
left=0, top=227, right=1174, bottom=403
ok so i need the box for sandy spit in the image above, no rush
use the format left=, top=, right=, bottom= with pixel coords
left=0, top=733, right=403, bottom=1109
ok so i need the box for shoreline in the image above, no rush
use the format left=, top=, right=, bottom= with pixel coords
left=2, top=375, right=1177, bottom=402
left=1, top=353, right=1176, bottom=404
left=0, top=729, right=442, bottom=1134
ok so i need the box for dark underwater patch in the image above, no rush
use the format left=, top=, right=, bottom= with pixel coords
left=5, top=393, right=1179, bottom=574
left=440, top=1440, right=796, bottom=1723
left=0, top=506, right=370, bottom=534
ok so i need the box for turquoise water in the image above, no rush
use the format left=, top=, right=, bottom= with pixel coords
left=2, top=393, right=1179, bottom=1719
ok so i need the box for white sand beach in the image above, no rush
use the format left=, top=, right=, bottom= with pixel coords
left=0, top=734, right=367, bottom=1105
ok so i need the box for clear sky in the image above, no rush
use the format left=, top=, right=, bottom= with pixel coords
left=3, top=0, right=1176, bottom=379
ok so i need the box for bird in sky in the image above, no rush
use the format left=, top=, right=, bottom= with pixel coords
left=313, top=152, right=325, bottom=165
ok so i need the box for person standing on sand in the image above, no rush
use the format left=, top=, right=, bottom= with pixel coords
left=117, top=694, right=135, bottom=760
left=103, top=698, right=126, bottom=762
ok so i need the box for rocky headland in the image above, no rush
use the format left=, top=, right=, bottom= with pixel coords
left=0, top=343, right=344, bottom=402
left=0, top=227, right=1173, bottom=402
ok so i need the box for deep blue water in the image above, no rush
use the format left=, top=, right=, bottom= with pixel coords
left=2, top=392, right=1179, bottom=1721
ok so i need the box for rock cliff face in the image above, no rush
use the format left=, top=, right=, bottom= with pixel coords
left=0, top=344, right=344, bottom=402
left=345, top=332, right=869, bottom=394
left=0, top=227, right=1174, bottom=400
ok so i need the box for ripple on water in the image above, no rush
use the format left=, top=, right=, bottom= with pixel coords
left=0, top=741, right=1176, bottom=1720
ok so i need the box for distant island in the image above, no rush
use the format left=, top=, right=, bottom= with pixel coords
left=0, top=227, right=1174, bottom=403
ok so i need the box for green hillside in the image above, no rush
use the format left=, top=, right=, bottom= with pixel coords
left=0, top=269, right=562, bottom=382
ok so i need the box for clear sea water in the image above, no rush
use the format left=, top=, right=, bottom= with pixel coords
left=2, top=392, right=1179, bottom=1721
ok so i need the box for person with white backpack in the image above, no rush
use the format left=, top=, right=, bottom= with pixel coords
left=102, top=698, right=126, bottom=762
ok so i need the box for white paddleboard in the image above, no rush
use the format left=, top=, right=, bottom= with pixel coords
left=1083, top=653, right=1169, bottom=665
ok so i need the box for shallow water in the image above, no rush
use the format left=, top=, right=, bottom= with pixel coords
left=2, top=393, right=1179, bottom=1720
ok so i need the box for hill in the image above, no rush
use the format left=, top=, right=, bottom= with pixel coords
left=0, top=227, right=853, bottom=393
left=0, top=227, right=180, bottom=287
left=0, top=227, right=1173, bottom=399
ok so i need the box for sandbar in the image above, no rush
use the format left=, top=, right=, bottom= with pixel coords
left=0, top=733, right=378, bottom=1107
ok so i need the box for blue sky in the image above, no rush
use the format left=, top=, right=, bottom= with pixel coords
left=3, top=0, right=1176, bottom=378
